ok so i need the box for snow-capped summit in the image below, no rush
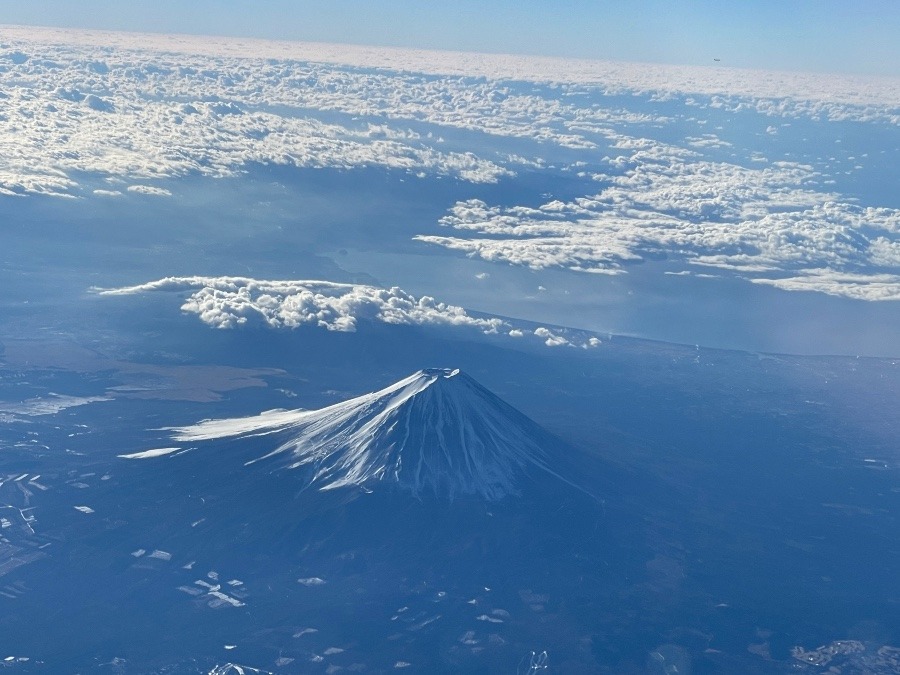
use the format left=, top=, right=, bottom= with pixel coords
left=168, top=368, right=575, bottom=500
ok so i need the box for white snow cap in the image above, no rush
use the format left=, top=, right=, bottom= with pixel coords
left=169, top=368, right=571, bottom=501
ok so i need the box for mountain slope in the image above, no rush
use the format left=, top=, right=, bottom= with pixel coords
left=167, top=368, right=580, bottom=500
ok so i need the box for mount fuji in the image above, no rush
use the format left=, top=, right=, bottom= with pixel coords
left=2, top=369, right=639, bottom=672
left=160, top=368, right=589, bottom=502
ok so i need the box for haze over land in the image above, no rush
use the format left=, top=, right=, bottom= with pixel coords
left=0, top=18, right=899, bottom=674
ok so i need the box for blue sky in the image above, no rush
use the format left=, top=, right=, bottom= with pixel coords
left=4, top=1, right=900, bottom=75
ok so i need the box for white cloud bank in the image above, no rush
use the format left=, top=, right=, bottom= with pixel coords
left=5, top=27, right=898, bottom=303
left=416, top=135, right=900, bottom=301
left=98, top=276, right=508, bottom=333
left=1, top=26, right=898, bottom=197
left=97, top=276, right=603, bottom=348
left=8, top=26, right=900, bottom=119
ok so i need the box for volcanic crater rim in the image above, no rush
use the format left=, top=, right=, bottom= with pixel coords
left=420, top=367, right=460, bottom=378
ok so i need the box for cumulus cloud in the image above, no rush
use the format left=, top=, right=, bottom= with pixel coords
left=97, top=276, right=510, bottom=334
left=0, top=36, right=526, bottom=196
left=10, top=26, right=900, bottom=119
left=1, top=26, right=896, bottom=197
left=534, top=327, right=569, bottom=347
left=4, top=27, right=898, bottom=304
left=685, top=134, right=732, bottom=149
left=127, top=185, right=172, bottom=197
left=416, top=135, right=900, bottom=301
left=97, top=276, right=609, bottom=350
left=750, top=271, right=900, bottom=301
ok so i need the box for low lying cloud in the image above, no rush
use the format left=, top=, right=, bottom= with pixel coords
left=750, top=271, right=900, bottom=301
left=2, top=27, right=897, bottom=198
left=98, top=276, right=509, bottom=334
left=98, top=276, right=605, bottom=349
left=0, top=394, right=110, bottom=422
left=416, top=135, right=900, bottom=301
left=127, top=185, right=172, bottom=197
left=534, top=327, right=569, bottom=347
left=6, top=27, right=897, bottom=305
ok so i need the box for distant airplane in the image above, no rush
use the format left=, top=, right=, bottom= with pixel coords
left=713, top=58, right=721, bottom=62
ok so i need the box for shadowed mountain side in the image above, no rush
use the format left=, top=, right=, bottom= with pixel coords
left=8, top=423, right=639, bottom=672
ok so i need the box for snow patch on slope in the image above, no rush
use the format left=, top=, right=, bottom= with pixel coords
left=118, top=447, right=182, bottom=459
left=166, top=368, right=575, bottom=500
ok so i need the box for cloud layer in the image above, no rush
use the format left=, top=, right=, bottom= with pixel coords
left=3, top=27, right=899, bottom=302
left=99, top=276, right=508, bottom=333
left=8, top=26, right=900, bottom=118
left=416, top=134, right=900, bottom=301
left=2, top=26, right=898, bottom=198
left=98, top=276, right=606, bottom=349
